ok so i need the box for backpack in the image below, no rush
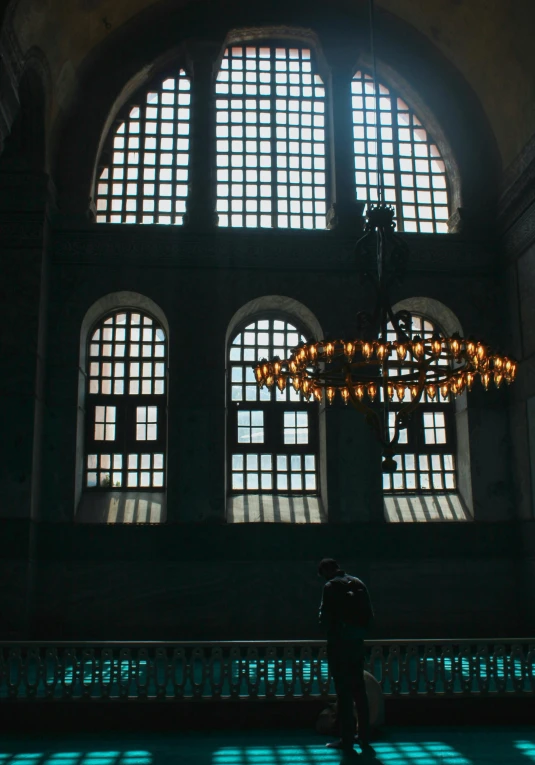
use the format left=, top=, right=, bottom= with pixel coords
left=334, top=575, right=374, bottom=629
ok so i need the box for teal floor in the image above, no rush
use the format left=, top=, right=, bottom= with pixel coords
left=1, top=728, right=535, bottom=765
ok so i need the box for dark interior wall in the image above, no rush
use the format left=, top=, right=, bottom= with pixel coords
left=0, top=1, right=531, bottom=642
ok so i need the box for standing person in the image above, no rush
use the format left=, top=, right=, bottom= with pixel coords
left=318, top=558, right=374, bottom=755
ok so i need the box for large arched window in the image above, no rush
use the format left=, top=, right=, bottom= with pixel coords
left=383, top=313, right=469, bottom=522
left=84, top=309, right=167, bottom=491
left=227, top=316, right=320, bottom=516
left=215, top=44, right=327, bottom=229
left=351, top=71, right=449, bottom=233
left=95, top=70, right=191, bottom=224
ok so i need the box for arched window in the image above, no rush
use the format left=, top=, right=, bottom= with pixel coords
left=95, top=70, right=191, bottom=224
left=383, top=313, right=469, bottom=521
left=215, top=45, right=327, bottom=229
left=85, top=309, right=167, bottom=491
left=351, top=71, right=449, bottom=233
left=228, top=317, right=319, bottom=497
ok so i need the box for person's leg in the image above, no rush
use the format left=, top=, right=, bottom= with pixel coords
left=349, top=649, right=371, bottom=745
left=329, top=661, right=356, bottom=751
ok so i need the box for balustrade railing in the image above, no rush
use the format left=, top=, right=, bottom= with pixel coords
left=0, top=640, right=534, bottom=701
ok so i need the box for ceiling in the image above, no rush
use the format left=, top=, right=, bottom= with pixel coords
left=5, top=0, right=535, bottom=171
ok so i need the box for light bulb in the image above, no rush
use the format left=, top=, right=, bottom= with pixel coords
left=273, top=359, right=281, bottom=376
left=362, top=342, right=373, bottom=360
left=410, top=384, right=419, bottom=400
left=449, top=335, right=461, bottom=358
left=344, top=341, right=355, bottom=361
left=466, top=339, right=477, bottom=358
left=481, top=372, right=490, bottom=390
left=494, top=371, right=503, bottom=388
left=376, top=343, right=389, bottom=363
left=313, top=386, right=323, bottom=403
left=326, top=387, right=335, bottom=404
left=341, top=388, right=350, bottom=405
left=476, top=343, right=487, bottom=362
left=355, top=384, right=365, bottom=401
left=292, top=377, right=301, bottom=392
left=466, top=372, right=475, bottom=391
left=254, top=365, right=264, bottom=383
left=427, top=384, right=437, bottom=400
left=440, top=382, right=449, bottom=399
left=266, top=375, right=274, bottom=388
left=325, top=342, right=335, bottom=358
left=367, top=382, right=377, bottom=401
left=494, top=356, right=503, bottom=371
left=277, top=376, right=286, bottom=392
left=396, top=344, right=407, bottom=361
left=431, top=335, right=442, bottom=359
left=412, top=336, right=424, bottom=359
left=308, top=344, right=318, bottom=361
left=396, top=382, right=406, bottom=401
left=386, top=382, right=395, bottom=401
left=289, top=360, right=297, bottom=374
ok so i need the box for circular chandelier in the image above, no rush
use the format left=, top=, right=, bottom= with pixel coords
left=254, top=0, right=517, bottom=473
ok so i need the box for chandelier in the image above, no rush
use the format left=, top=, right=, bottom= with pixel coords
left=253, top=1, right=518, bottom=473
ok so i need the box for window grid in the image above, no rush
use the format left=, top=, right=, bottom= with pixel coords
left=352, top=71, right=449, bottom=233
left=215, top=45, right=327, bottom=230
left=228, top=317, right=319, bottom=495
left=86, top=310, right=167, bottom=491
left=95, top=70, right=191, bottom=225
left=383, top=314, right=456, bottom=493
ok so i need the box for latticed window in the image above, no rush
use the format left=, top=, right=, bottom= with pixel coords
left=85, top=310, right=167, bottom=490
left=228, top=318, right=318, bottom=492
left=215, top=45, right=327, bottom=229
left=383, top=314, right=456, bottom=493
left=351, top=71, right=449, bottom=233
left=95, top=70, right=191, bottom=224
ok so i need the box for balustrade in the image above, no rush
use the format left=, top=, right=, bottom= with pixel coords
left=0, top=640, right=533, bottom=701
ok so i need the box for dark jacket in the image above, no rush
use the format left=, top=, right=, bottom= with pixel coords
left=319, top=569, right=374, bottom=641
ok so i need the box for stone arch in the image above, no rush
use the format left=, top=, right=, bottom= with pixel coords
left=225, top=295, right=328, bottom=519
left=392, top=296, right=473, bottom=516
left=75, top=292, right=169, bottom=512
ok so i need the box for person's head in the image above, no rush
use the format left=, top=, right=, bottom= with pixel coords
left=318, top=558, right=340, bottom=580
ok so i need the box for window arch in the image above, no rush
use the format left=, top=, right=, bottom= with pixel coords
left=351, top=71, right=449, bottom=233
left=95, top=69, right=191, bottom=224
left=383, top=311, right=470, bottom=522
left=227, top=316, right=319, bottom=496
left=84, top=309, right=168, bottom=492
left=215, top=44, right=327, bottom=229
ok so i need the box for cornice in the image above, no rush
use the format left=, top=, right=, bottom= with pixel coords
left=51, top=226, right=494, bottom=275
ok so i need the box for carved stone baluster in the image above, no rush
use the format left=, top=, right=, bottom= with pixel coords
left=172, top=647, right=186, bottom=699
left=526, top=644, right=535, bottom=693
left=135, top=647, right=149, bottom=699
left=8, top=647, right=22, bottom=699
left=99, top=647, right=113, bottom=700
left=61, top=648, right=77, bottom=699
left=246, top=647, right=260, bottom=699
left=44, top=647, right=58, bottom=699
left=387, top=645, right=401, bottom=696
left=300, top=644, right=313, bottom=697
left=476, top=645, right=489, bottom=695
left=493, top=643, right=507, bottom=694
left=209, top=646, right=223, bottom=699
left=405, top=644, right=420, bottom=696
left=370, top=645, right=385, bottom=696
left=423, top=645, right=437, bottom=695
left=118, top=648, right=132, bottom=700
left=190, top=646, right=207, bottom=699
left=282, top=646, right=296, bottom=698
left=154, top=647, right=169, bottom=700
left=316, top=644, right=330, bottom=697
left=24, top=646, right=41, bottom=699
left=441, top=643, right=454, bottom=696
left=229, top=646, right=241, bottom=699
left=265, top=646, right=278, bottom=699
left=511, top=644, right=526, bottom=694
left=459, top=644, right=473, bottom=695
left=81, top=648, right=95, bottom=700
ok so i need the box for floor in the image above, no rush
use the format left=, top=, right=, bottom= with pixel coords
left=1, top=727, right=535, bottom=765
